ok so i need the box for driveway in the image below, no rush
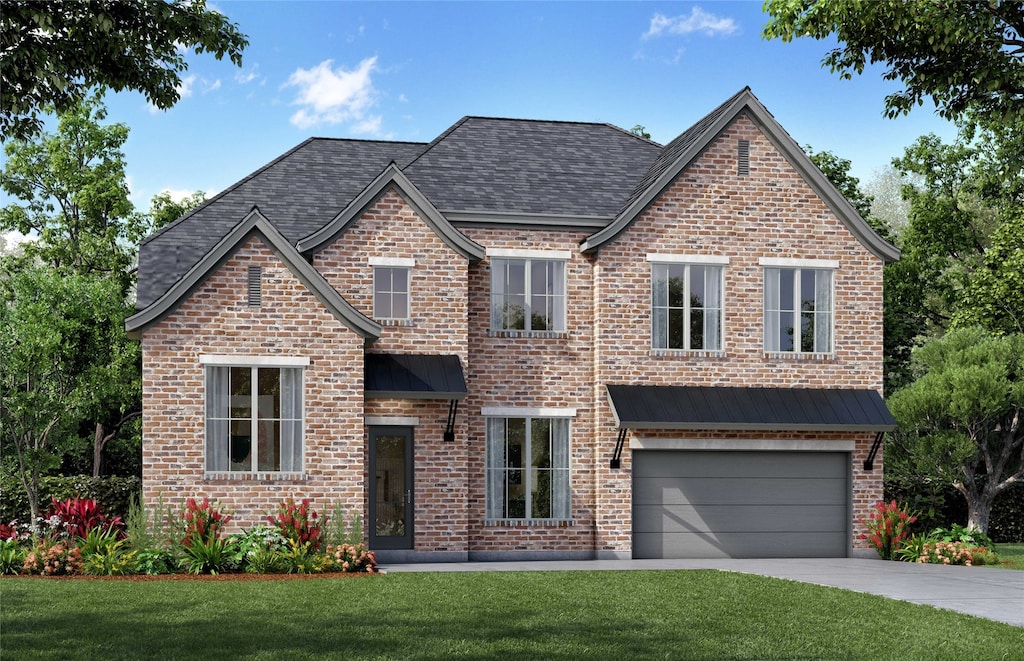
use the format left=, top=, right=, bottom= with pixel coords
left=380, top=557, right=1024, bottom=628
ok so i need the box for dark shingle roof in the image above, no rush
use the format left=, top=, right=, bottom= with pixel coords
left=404, top=117, right=662, bottom=217
left=136, top=139, right=427, bottom=308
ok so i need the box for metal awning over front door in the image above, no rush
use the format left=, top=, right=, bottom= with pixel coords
left=364, top=354, right=467, bottom=400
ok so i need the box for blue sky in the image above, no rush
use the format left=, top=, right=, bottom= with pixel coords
left=17, top=1, right=958, bottom=215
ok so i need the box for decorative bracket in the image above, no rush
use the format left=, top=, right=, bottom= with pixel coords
left=863, top=431, right=885, bottom=470
left=610, top=428, right=628, bottom=469
left=443, top=399, right=459, bottom=443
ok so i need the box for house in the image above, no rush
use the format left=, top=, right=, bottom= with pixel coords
left=127, top=88, right=897, bottom=561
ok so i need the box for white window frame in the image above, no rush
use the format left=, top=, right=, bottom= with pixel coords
left=485, top=414, right=572, bottom=522
left=204, top=359, right=305, bottom=474
left=372, top=265, right=411, bottom=321
left=761, top=260, right=835, bottom=354
left=648, top=256, right=727, bottom=352
left=489, top=250, right=568, bottom=333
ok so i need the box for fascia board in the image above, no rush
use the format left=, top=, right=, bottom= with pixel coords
left=126, top=208, right=381, bottom=342
left=296, top=164, right=485, bottom=262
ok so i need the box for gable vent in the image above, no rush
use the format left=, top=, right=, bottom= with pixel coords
left=247, top=266, right=262, bottom=307
left=738, top=140, right=750, bottom=176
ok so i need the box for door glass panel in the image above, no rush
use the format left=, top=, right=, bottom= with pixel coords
left=374, top=435, right=407, bottom=538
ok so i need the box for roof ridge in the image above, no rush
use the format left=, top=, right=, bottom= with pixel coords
left=401, top=115, right=472, bottom=172
left=306, top=136, right=428, bottom=146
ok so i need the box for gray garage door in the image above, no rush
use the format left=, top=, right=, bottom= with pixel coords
left=633, top=451, right=848, bottom=559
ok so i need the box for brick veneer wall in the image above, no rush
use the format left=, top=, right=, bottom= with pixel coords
left=591, top=113, right=885, bottom=553
left=461, top=228, right=598, bottom=554
left=140, top=236, right=366, bottom=529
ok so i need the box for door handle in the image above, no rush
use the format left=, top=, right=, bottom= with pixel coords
left=405, top=489, right=411, bottom=504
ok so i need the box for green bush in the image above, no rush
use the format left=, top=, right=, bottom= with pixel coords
left=990, top=482, right=1024, bottom=543
left=885, top=477, right=1023, bottom=543
left=0, top=476, right=140, bottom=523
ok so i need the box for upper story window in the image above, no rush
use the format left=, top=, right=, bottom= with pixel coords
left=648, top=254, right=726, bottom=352
left=489, top=249, right=568, bottom=334
left=371, top=257, right=414, bottom=322
left=484, top=411, right=572, bottom=522
left=761, top=258, right=836, bottom=354
left=202, top=356, right=307, bottom=474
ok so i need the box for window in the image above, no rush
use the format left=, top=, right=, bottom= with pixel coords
left=205, top=365, right=303, bottom=473
left=764, top=267, right=833, bottom=353
left=373, top=266, right=410, bottom=321
left=491, top=258, right=566, bottom=332
left=651, top=262, right=723, bottom=351
left=486, top=417, right=570, bottom=520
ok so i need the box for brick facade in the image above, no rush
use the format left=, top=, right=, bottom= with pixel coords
left=138, top=109, right=888, bottom=559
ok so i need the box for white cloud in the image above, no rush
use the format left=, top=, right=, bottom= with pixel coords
left=235, top=64, right=261, bottom=85
left=283, top=57, right=379, bottom=130
left=352, top=116, right=382, bottom=134
left=176, top=74, right=197, bottom=99
left=644, top=8, right=738, bottom=39
left=204, top=79, right=222, bottom=93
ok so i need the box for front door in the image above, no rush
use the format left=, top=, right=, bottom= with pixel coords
left=368, top=426, right=414, bottom=550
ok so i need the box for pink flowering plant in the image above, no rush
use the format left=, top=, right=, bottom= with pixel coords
left=22, top=540, right=83, bottom=576
left=860, top=500, right=917, bottom=560
left=268, top=498, right=323, bottom=552
left=181, top=497, right=232, bottom=547
left=323, top=543, right=378, bottom=574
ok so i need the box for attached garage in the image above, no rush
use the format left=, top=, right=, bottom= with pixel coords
left=605, top=384, right=898, bottom=559
left=632, top=450, right=848, bottom=559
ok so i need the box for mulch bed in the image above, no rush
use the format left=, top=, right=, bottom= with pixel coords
left=2, top=571, right=378, bottom=581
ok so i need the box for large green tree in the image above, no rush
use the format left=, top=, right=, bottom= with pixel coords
left=0, top=0, right=248, bottom=140
left=0, top=267, right=131, bottom=521
left=762, top=0, right=1024, bottom=121
left=1, top=96, right=148, bottom=479
left=887, top=327, right=1023, bottom=533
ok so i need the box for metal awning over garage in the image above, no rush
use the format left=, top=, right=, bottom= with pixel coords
left=365, top=354, right=467, bottom=400
left=605, top=385, right=896, bottom=470
left=606, top=385, right=896, bottom=432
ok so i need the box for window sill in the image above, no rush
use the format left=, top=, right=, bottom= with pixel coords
left=377, top=318, right=413, bottom=327
left=484, top=519, right=575, bottom=527
left=763, top=351, right=835, bottom=361
left=204, top=472, right=307, bottom=481
left=651, top=349, right=726, bottom=358
left=488, top=330, right=568, bottom=339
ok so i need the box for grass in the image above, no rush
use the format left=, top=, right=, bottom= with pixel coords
left=2, top=571, right=1021, bottom=660
left=993, top=543, right=1024, bottom=570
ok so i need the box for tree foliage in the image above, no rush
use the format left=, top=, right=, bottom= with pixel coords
left=148, top=189, right=208, bottom=232
left=0, top=267, right=132, bottom=521
left=887, top=327, right=1024, bottom=533
left=0, top=0, right=248, bottom=140
left=1, top=94, right=145, bottom=296
left=762, top=0, right=1024, bottom=121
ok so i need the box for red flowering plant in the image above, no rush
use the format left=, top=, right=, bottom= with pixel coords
left=47, top=497, right=124, bottom=539
left=268, top=498, right=323, bottom=552
left=860, top=500, right=917, bottom=560
left=181, top=497, right=232, bottom=548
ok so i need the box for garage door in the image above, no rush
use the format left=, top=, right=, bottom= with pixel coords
left=633, top=451, right=848, bottom=559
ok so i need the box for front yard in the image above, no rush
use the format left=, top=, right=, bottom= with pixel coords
left=2, top=570, right=1021, bottom=660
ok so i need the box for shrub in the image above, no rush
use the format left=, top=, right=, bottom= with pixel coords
left=181, top=497, right=231, bottom=547
left=0, top=476, right=140, bottom=524
left=928, top=523, right=992, bottom=548
left=227, top=524, right=288, bottom=571
left=990, top=482, right=1024, bottom=543
left=179, top=537, right=235, bottom=575
left=268, top=498, right=323, bottom=552
left=323, top=503, right=364, bottom=547
left=278, top=540, right=319, bottom=574
left=861, top=500, right=917, bottom=560
left=323, top=543, right=377, bottom=574
left=23, top=540, right=82, bottom=575
left=81, top=538, right=137, bottom=576
left=0, top=540, right=26, bottom=575
left=126, top=493, right=181, bottom=552
left=917, top=541, right=979, bottom=566
left=48, top=497, right=124, bottom=539
left=135, top=548, right=176, bottom=575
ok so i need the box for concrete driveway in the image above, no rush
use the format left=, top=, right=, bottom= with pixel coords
left=380, top=557, right=1024, bottom=628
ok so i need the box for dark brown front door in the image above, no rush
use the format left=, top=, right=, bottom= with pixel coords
left=368, top=427, right=413, bottom=550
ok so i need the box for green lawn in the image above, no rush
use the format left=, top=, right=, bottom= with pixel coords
left=994, top=543, right=1024, bottom=569
left=2, top=571, right=1021, bottom=660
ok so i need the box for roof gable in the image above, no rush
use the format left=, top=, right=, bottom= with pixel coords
left=580, top=88, right=900, bottom=263
left=126, top=207, right=381, bottom=342
left=296, top=163, right=485, bottom=261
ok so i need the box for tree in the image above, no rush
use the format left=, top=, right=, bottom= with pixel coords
left=1, top=96, right=148, bottom=479
left=887, top=327, right=1023, bottom=533
left=149, top=189, right=208, bottom=232
left=0, top=0, right=248, bottom=140
left=629, top=125, right=652, bottom=140
left=762, top=0, right=1024, bottom=121
left=0, top=267, right=130, bottom=521
left=1, top=94, right=146, bottom=296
